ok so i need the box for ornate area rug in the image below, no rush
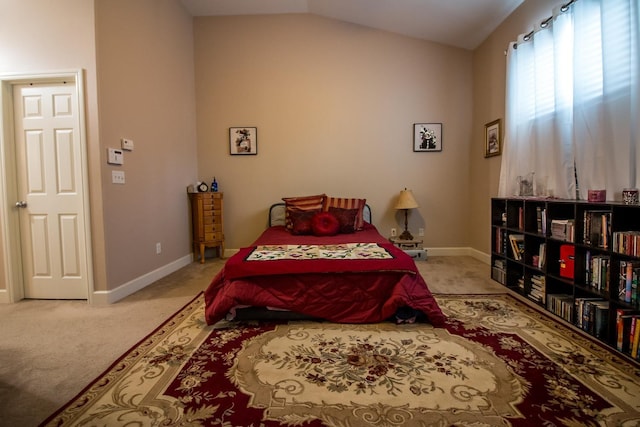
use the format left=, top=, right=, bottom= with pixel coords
left=41, top=294, right=640, bottom=426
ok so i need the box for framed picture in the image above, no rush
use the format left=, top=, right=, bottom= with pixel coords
left=413, top=123, right=442, bottom=152
left=229, top=127, right=257, bottom=155
left=484, top=119, right=502, bottom=158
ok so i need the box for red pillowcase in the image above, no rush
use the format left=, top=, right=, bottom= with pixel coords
left=289, top=209, right=319, bottom=235
left=323, top=197, right=366, bottom=230
left=311, top=212, right=340, bottom=236
left=282, top=194, right=326, bottom=231
left=328, top=207, right=358, bottom=234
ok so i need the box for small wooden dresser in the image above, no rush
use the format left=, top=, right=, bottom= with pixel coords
left=189, top=192, right=224, bottom=263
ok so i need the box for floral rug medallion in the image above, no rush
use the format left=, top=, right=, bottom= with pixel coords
left=232, top=323, right=523, bottom=425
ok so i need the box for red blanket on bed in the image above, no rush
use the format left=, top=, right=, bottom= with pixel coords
left=204, top=224, right=445, bottom=326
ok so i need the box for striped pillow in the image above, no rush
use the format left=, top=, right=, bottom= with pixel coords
left=323, top=197, right=367, bottom=230
left=282, top=194, right=326, bottom=231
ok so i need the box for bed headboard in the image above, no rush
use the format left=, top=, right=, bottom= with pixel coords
left=269, top=203, right=372, bottom=227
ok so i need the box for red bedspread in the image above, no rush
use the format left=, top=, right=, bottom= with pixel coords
left=203, top=224, right=445, bottom=326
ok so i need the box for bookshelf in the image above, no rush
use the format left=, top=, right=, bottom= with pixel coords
left=491, top=198, right=640, bottom=363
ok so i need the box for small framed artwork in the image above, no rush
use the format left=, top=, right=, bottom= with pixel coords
left=484, top=119, right=501, bottom=158
left=413, top=123, right=442, bottom=152
left=230, top=127, right=257, bottom=155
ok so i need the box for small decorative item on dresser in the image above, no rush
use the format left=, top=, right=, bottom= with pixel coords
left=197, top=181, right=208, bottom=192
left=622, top=188, right=639, bottom=205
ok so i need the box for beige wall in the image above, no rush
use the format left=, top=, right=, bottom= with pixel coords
left=0, top=0, right=565, bottom=300
left=194, top=14, right=474, bottom=250
left=469, top=0, right=562, bottom=254
left=95, top=0, right=197, bottom=289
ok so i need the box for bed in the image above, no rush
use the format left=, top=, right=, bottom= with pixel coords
left=203, top=196, right=445, bottom=327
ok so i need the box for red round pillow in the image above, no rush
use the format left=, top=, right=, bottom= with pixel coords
left=311, top=212, right=340, bottom=236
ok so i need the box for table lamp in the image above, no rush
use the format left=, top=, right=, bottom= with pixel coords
left=395, top=188, right=419, bottom=240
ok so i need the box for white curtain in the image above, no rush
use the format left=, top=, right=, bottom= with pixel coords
left=499, top=0, right=640, bottom=200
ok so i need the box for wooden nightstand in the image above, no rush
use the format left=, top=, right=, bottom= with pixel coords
left=189, top=192, right=224, bottom=263
left=389, top=237, right=427, bottom=260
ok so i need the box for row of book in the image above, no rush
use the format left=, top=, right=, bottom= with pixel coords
left=616, top=309, right=640, bottom=360
left=583, top=210, right=611, bottom=249
left=585, top=252, right=610, bottom=292
left=528, top=274, right=546, bottom=304
left=492, top=259, right=506, bottom=285
left=613, top=231, right=640, bottom=257
left=575, top=298, right=609, bottom=339
left=551, top=219, right=575, bottom=242
left=532, top=243, right=546, bottom=269
left=536, top=207, right=547, bottom=235
left=618, top=260, right=640, bottom=307
left=547, top=294, right=574, bottom=323
left=509, top=234, right=524, bottom=261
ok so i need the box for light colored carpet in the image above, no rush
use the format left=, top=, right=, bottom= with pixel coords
left=0, top=256, right=501, bottom=426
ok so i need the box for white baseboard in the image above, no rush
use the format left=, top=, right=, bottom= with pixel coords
left=0, top=289, right=8, bottom=304
left=91, top=254, right=193, bottom=305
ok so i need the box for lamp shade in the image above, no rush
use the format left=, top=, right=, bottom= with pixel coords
left=395, top=189, right=419, bottom=210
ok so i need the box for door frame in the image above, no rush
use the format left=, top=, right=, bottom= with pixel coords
left=0, top=70, right=94, bottom=303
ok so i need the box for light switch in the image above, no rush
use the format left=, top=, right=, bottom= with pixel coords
left=107, top=148, right=124, bottom=165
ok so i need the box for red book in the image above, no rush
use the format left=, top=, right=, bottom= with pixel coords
left=559, top=244, right=575, bottom=280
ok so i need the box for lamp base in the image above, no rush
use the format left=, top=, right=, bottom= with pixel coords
left=399, top=229, right=414, bottom=240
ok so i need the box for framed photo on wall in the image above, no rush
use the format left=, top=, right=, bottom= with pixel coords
left=230, top=127, right=257, bottom=155
left=413, top=123, right=442, bottom=152
left=484, top=119, right=501, bottom=157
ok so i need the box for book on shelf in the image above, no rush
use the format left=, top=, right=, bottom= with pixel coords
left=618, top=260, right=640, bottom=304
left=559, top=244, right=575, bottom=280
left=536, top=207, right=547, bottom=235
left=551, top=219, right=574, bottom=241
left=528, top=274, right=546, bottom=304
left=583, top=210, right=612, bottom=249
left=574, top=298, right=609, bottom=338
left=547, top=294, right=574, bottom=323
left=622, top=314, right=640, bottom=360
left=616, top=309, right=633, bottom=352
left=509, top=234, right=525, bottom=260
left=630, top=316, right=640, bottom=359
left=492, top=259, right=506, bottom=284
left=586, top=252, right=610, bottom=292
left=535, top=243, right=546, bottom=269
left=495, top=227, right=508, bottom=255
left=613, top=230, right=640, bottom=257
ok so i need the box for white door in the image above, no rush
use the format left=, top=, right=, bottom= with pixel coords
left=13, top=83, right=89, bottom=299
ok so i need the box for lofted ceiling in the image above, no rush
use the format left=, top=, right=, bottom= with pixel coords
left=179, top=0, right=525, bottom=50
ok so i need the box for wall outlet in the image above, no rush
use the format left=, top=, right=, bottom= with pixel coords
left=112, top=170, right=125, bottom=184
left=391, top=228, right=397, bottom=237
left=156, top=242, right=162, bottom=254
left=418, top=228, right=425, bottom=237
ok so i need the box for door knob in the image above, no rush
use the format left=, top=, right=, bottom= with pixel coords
left=15, top=201, right=27, bottom=208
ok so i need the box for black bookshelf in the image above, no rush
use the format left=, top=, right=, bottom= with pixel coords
left=491, top=197, right=640, bottom=362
